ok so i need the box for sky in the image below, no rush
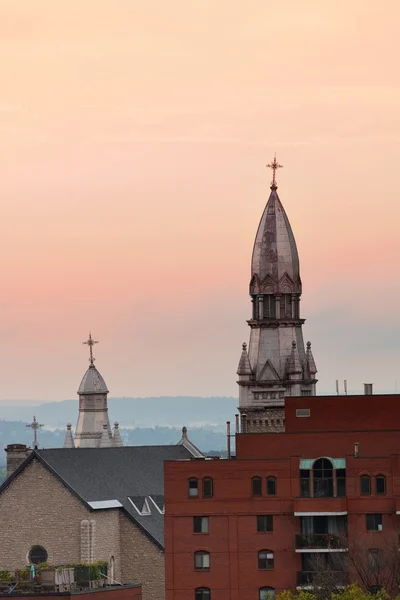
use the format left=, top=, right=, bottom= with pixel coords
left=1, top=0, right=400, bottom=402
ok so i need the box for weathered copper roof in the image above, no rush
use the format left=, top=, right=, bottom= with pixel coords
left=251, top=187, right=301, bottom=294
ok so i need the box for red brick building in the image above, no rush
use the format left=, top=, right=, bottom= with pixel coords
left=165, top=394, right=400, bottom=600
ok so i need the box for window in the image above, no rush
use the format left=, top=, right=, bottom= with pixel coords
left=368, top=548, right=384, bottom=571
left=267, top=477, right=277, bottom=496
left=194, top=551, right=210, bottom=570
left=360, top=475, right=371, bottom=495
left=195, top=588, right=211, bottom=600
left=258, top=550, right=274, bottom=570
left=194, top=516, right=209, bottom=534
left=376, top=475, right=386, bottom=495
left=257, top=515, right=273, bottom=533
left=28, top=546, right=48, bottom=565
left=296, top=408, right=310, bottom=416
left=300, top=469, right=310, bottom=497
left=259, top=588, right=275, bottom=600
left=366, top=514, right=383, bottom=532
left=252, top=476, right=262, bottom=496
left=189, top=478, right=199, bottom=497
left=202, top=478, right=213, bottom=498
left=313, top=458, right=334, bottom=498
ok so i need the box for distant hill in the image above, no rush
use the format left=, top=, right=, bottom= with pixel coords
left=0, top=396, right=238, bottom=429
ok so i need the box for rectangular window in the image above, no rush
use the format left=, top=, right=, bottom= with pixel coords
left=366, top=514, right=383, bottom=532
left=189, top=479, right=199, bottom=497
left=194, top=552, right=210, bottom=570
left=257, top=515, right=273, bottom=533
left=193, top=516, right=209, bottom=534
left=376, top=476, right=386, bottom=495
left=337, top=469, right=346, bottom=497
left=267, top=477, right=277, bottom=496
left=296, top=408, right=310, bottom=417
left=300, top=470, right=310, bottom=497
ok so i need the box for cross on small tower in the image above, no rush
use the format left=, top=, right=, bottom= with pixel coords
left=26, top=416, right=44, bottom=449
left=267, top=154, right=283, bottom=189
left=83, top=332, right=98, bottom=365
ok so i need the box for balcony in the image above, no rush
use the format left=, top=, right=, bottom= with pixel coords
left=295, top=533, right=348, bottom=552
left=296, top=571, right=349, bottom=587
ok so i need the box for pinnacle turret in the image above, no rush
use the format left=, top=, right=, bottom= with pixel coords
left=237, top=342, right=252, bottom=376
left=63, top=423, right=75, bottom=448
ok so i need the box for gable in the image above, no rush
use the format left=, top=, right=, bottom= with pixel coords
left=258, top=359, right=281, bottom=382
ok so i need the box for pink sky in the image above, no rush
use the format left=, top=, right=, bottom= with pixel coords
left=1, top=0, right=400, bottom=401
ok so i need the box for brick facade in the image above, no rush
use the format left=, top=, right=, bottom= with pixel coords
left=0, top=459, right=163, bottom=600
left=6, top=587, right=142, bottom=600
left=165, top=394, right=400, bottom=600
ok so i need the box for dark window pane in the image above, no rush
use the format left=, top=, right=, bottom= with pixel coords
left=252, top=477, right=262, bottom=496
left=361, top=475, right=371, bottom=495
left=195, top=588, right=211, bottom=600
left=366, top=514, right=383, bottom=532
left=194, top=516, right=209, bottom=534
left=267, top=477, right=276, bottom=496
left=337, top=477, right=346, bottom=497
left=300, top=479, right=310, bottom=497
left=257, top=515, right=273, bottom=533
left=189, top=479, right=198, bottom=497
left=376, top=476, right=386, bottom=495
left=203, top=478, right=213, bottom=498
left=258, top=550, right=274, bottom=570
left=29, top=546, right=48, bottom=565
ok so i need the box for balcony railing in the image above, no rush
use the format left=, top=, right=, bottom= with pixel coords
left=297, top=571, right=349, bottom=586
left=295, top=533, right=347, bottom=550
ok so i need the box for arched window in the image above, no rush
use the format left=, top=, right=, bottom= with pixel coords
left=259, top=588, right=275, bottom=600
left=28, top=546, right=48, bottom=565
left=252, top=476, right=262, bottom=496
left=267, top=476, right=277, bottom=496
left=376, top=475, right=386, bottom=495
left=189, top=478, right=199, bottom=497
left=360, top=475, right=371, bottom=495
left=203, top=478, right=213, bottom=498
left=313, top=458, right=333, bottom=497
left=194, top=551, right=210, bottom=570
left=195, top=588, right=211, bottom=600
left=258, top=550, right=274, bottom=570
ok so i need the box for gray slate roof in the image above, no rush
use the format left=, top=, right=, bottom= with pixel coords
left=28, top=445, right=192, bottom=548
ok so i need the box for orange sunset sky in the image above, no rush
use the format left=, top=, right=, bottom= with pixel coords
left=1, top=0, right=399, bottom=402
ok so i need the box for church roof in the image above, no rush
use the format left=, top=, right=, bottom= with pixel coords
left=251, top=185, right=301, bottom=294
left=0, top=445, right=192, bottom=549
left=78, top=364, right=109, bottom=395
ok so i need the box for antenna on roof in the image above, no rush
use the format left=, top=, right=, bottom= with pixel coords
left=336, top=380, right=339, bottom=395
left=344, top=380, right=348, bottom=396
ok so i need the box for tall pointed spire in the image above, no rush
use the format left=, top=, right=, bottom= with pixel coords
left=63, top=423, right=75, bottom=448
left=237, top=160, right=317, bottom=433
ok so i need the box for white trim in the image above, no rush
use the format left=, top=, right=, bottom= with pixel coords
left=88, top=500, right=122, bottom=509
left=295, top=548, right=348, bottom=554
left=295, top=512, right=347, bottom=516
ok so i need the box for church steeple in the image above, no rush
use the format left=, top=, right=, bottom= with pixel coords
left=237, top=158, right=317, bottom=433
left=74, top=334, right=113, bottom=448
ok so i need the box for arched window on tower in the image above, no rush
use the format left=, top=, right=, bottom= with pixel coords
left=313, top=458, right=334, bottom=498
left=360, top=475, right=371, bottom=496
left=252, top=476, right=262, bottom=497
left=376, top=475, right=386, bottom=495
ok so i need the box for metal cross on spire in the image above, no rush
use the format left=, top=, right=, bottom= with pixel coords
left=267, top=154, right=283, bottom=189
left=26, top=416, right=44, bottom=449
left=83, top=332, right=98, bottom=365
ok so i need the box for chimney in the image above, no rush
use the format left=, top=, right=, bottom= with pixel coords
left=235, top=413, right=240, bottom=434
left=226, top=421, right=231, bottom=460
left=364, top=383, right=373, bottom=395
left=5, top=444, right=29, bottom=478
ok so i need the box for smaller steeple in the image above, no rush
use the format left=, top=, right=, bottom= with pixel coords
left=306, top=341, right=317, bottom=375
left=100, top=423, right=112, bottom=448
left=237, top=343, right=252, bottom=376
left=113, top=422, right=123, bottom=447
left=63, top=424, right=75, bottom=449
left=178, top=426, right=203, bottom=458
left=287, top=341, right=302, bottom=375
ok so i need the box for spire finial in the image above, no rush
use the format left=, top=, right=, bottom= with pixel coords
left=26, top=416, right=44, bottom=449
left=267, top=154, right=283, bottom=189
left=242, top=342, right=247, bottom=351
left=83, top=332, right=98, bottom=366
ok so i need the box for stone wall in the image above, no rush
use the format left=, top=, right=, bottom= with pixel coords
left=0, top=459, right=120, bottom=579
left=120, top=514, right=165, bottom=600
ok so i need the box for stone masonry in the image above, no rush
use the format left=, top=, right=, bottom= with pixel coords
left=0, top=460, right=164, bottom=600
